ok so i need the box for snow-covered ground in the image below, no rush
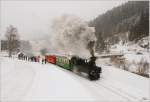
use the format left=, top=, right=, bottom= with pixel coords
left=109, top=37, right=149, bottom=74
left=0, top=56, right=149, bottom=101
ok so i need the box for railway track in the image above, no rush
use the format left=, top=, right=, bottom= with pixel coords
left=94, top=81, right=139, bottom=101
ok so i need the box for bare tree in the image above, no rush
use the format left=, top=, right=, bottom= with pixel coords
left=5, top=25, right=20, bottom=57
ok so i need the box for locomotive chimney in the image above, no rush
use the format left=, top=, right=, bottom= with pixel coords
left=87, top=41, right=95, bottom=57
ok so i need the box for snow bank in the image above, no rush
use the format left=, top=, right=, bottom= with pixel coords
left=99, top=65, right=149, bottom=100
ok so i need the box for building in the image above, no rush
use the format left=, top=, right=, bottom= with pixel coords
left=1, top=40, right=8, bottom=51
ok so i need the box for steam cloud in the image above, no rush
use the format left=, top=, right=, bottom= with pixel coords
left=50, top=14, right=97, bottom=58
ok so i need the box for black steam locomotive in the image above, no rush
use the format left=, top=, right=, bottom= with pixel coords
left=70, top=56, right=102, bottom=80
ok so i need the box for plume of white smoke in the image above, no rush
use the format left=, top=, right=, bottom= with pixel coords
left=50, top=14, right=97, bottom=58
left=30, top=38, right=51, bottom=56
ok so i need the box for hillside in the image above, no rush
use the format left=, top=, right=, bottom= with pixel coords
left=89, top=1, right=149, bottom=52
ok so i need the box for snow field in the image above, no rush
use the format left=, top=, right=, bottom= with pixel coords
left=0, top=57, right=149, bottom=101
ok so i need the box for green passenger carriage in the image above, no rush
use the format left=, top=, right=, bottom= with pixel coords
left=56, top=56, right=73, bottom=70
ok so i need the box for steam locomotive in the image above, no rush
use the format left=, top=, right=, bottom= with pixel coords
left=45, top=55, right=102, bottom=80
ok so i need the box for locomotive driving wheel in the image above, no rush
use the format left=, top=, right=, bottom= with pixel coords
left=89, top=71, right=100, bottom=80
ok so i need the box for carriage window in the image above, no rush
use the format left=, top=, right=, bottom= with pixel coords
left=66, top=60, right=69, bottom=64
left=65, top=59, right=67, bottom=63
left=64, top=59, right=65, bottom=63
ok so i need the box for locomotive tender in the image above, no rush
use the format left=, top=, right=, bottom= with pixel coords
left=45, top=55, right=102, bottom=80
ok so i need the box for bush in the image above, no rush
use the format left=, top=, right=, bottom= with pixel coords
left=136, top=58, right=149, bottom=76
left=110, top=56, right=126, bottom=69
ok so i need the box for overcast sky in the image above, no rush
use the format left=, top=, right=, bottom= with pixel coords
left=0, top=0, right=128, bottom=40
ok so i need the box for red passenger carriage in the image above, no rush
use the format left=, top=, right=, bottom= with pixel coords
left=45, top=55, right=56, bottom=64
